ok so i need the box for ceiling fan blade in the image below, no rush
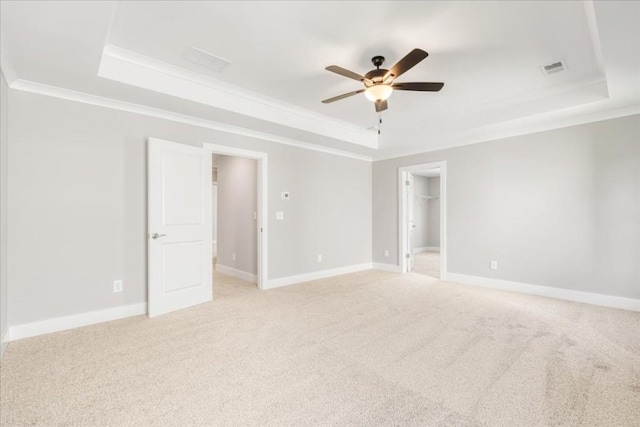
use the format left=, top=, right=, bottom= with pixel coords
left=325, top=65, right=367, bottom=82
left=322, top=89, right=365, bottom=104
left=375, top=99, right=388, bottom=112
left=392, top=82, right=444, bottom=91
left=383, top=49, right=429, bottom=81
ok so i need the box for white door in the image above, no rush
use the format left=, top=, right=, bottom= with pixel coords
left=148, top=138, right=212, bottom=318
left=406, top=173, right=415, bottom=272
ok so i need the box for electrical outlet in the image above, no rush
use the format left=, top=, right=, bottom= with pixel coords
left=113, top=280, right=123, bottom=293
left=276, top=211, right=284, bottom=220
left=232, top=253, right=236, bottom=262
left=317, top=254, right=322, bottom=263
left=490, top=260, right=498, bottom=270
left=384, top=249, right=389, bottom=257
left=253, top=211, right=257, bottom=220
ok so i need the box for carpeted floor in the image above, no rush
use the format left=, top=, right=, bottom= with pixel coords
left=1, top=270, right=639, bottom=426
left=412, top=251, right=440, bottom=278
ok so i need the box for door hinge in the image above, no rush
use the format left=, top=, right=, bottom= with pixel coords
left=405, top=180, right=410, bottom=186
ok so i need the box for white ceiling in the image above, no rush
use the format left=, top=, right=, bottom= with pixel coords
left=1, top=1, right=638, bottom=160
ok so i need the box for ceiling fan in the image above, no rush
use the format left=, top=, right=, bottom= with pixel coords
left=322, top=48, right=444, bottom=113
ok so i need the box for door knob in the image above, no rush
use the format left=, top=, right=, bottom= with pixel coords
left=151, top=233, right=167, bottom=239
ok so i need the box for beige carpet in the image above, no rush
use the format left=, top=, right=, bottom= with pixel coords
left=1, top=270, right=639, bottom=426
left=412, top=251, right=440, bottom=278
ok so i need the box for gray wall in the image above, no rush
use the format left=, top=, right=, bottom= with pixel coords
left=373, top=114, right=640, bottom=299
left=211, top=184, right=217, bottom=243
left=427, top=177, right=440, bottom=248
left=0, top=73, right=8, bottom=345
left=8, top=90, right=372, bottom=325
left=412, top=175, right=430, bottom=249
left=214, top=155, right=257, bottom=275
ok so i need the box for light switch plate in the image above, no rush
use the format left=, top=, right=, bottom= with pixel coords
left=276, top=211, right=284, bottom=220
left=281, top=192, right=290, bottom=200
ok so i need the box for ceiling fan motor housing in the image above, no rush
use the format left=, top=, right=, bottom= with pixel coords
left=364, top=68, right=388, bottom=85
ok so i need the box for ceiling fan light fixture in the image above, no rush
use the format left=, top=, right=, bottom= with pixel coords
left=364, top=84, right=393, bottom=102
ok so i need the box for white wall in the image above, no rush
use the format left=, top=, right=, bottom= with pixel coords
left=214, top=155, right=257, bottom=275
left=427, top=177, right=440, bottom=248
left=211, top=184, right=217, bottom=245
left=373, top=115, right=640, bottom=299
left=7, top=90, right=372, bottom=326
left=412, top=175, right=430, bottom=249
left=0, top=73, right=9, bottom=350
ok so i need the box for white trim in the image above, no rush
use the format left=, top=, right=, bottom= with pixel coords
left=264, top=263, right=373, bottom=290
left=372, top=263, right=403, bottom=273
left=414, top=246, right=440, bottom=254
left=203, top=143, right=268, bottom=289
left=0, top=330, right=9, bottom=358
left=9, top=303, right=147, bottom=342
left=9, top=79, right=372, bottom=162
left=0, top=28, right=18, bottom=85
left=99, top=45, right=378, bottom=150
left=445, top=273, right=640, bottom=312
left=583, top=0, right=606, bottom=77
left=399, top=162, right=447, bottom=278
left=216, top=264, right=258, bottom=284
left=375, top=103, right=640, bottom=161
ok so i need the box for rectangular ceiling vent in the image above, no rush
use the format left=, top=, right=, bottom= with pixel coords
left=182, top=47, right=231, bottom=73
left=540, top=60, right=567, bottom=76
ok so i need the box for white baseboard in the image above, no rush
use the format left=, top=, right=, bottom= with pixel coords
left=415, top=246, right=440, bottom=254
left=373, top=262, right=403, bottom=273
left=1, top=330, right=9, bottom=358
left=216, top=264, right=257, bottom=284
left=445, top=273, right=640, bottom=312
left=9, top=302, right=148, bottom=342
left=264, top=263, right=373, bottom=290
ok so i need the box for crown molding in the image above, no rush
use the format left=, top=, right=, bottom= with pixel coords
left=0, top=29, right=18, bottom=85
left=10, top=79, right=373, bottom=162
left=375, top=102, right=640, bottom=161
left=99, top=45, right=378, bottom=150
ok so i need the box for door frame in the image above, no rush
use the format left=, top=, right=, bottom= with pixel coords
left=203, top=143, right=268, bottom=289
left=398, top=161, right=447, bottom=277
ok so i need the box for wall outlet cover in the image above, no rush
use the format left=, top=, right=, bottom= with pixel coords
left=113, top=280, right=123, bottom=293
left=276, top=211, right=284, bottom=220
left=490, top=260, right=498, bottom=270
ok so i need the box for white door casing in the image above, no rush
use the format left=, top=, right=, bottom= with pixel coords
left=148, top=138, right=212, bottom=318
left=398, top=162, right=447, bottom=278
left=407, top=173, right=415, bottom=272
left=202, top=143, right=268, bottom=289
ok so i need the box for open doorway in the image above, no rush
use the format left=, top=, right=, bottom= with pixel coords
left=211, top=154, right=259, bottom=289
left=204, top=144, right=268, bottom=290
left=399, top=161, right=446, bottom=279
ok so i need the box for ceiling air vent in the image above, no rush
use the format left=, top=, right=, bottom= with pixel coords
left=540, top=60, right=567, bottom=76
left=182, top=47, right=231, bottom=72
